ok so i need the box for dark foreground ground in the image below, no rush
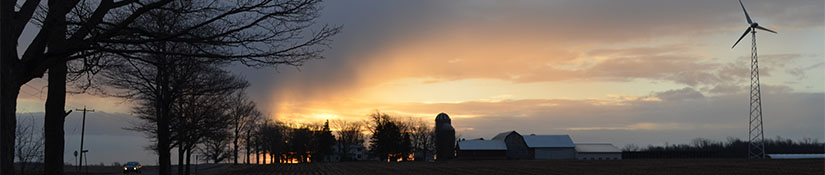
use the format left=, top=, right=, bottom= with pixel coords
left=15, top=159, right=823, bottom=175
left=201, top=159, right=824, bottom=175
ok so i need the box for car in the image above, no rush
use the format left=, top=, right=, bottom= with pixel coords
left=123, top=161, right=142, bottom=174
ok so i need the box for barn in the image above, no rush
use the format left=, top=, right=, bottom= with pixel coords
left=491, top=131, right=531, bottom=159
left=456, top=139, right=508, bottom=160
left=575, top=143, right=622, bottom=160
left=522, top=134, right=576, bottom=160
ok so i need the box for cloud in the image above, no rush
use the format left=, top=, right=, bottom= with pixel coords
left=654, top=87, right=705, bottom=101
left=232, top=0, right=823, bottom=107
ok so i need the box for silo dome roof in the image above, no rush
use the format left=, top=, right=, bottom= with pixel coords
left=436, top=113, right=451, bottom=120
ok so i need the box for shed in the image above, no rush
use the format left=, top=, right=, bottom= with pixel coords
left=522, top=134, right=576, bottom=160
left=456, top=140, right=508, bottom=160
left=492, top=131, right=531, bottom=159
left=575, top=143, right=622, bottom=160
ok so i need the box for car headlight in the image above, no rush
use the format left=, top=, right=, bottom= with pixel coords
left=124, top=167, right=128, bottom=170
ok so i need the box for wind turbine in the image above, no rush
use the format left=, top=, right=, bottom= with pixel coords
left=731, top=0, right=776, bottom=160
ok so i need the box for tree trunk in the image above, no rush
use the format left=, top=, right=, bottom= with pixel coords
left=0, top=0, right=19, bottom=172
left=19, top=163, right=26, bottom=175
left=43, top=7, right=69, bottom=172
left=177, top=146, right=184, bottom=175
left=233, top=124, right=239, bottom=165
left=0, top=83, right=19, bottom=175
left=156, top=61, right=172, bottom=175
left=44, top=60, right=67, bottom=175
left=245, top=130, right=251, bottom=164
left=255, top=144, right=259, bottom=164
left=185, top=147, right=191, bottom=175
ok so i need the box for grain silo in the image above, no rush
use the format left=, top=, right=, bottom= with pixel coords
left=435, top=113, right=455, bottom=161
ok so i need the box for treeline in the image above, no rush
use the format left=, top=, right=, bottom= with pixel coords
left=623, top=137, right=825, bottom=158
left=250, top=111, right=436, bottom=163
left=253, top=121, right=335, bottom=164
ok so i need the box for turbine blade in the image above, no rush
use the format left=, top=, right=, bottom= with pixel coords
left=739, top=0, right=753, bottom=24
left=754, top=25, right=777, bottom=34
left=732, top=27, right=752, bottom=49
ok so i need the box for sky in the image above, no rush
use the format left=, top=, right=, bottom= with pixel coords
left=14, top=0, right=825, bottom=165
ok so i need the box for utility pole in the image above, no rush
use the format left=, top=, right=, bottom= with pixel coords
left=76, top=107, right=94, bottom=174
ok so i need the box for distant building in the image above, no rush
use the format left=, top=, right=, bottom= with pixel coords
left=575, top=143, right=622, bottom=160
left=456, top=139, right=508, bottom=160
left=327, top=143, right=369, bottom=162
left=523, top=134, right=576, bottom=160
left=491, top=131, right=531, bottom=159
left=435, top=113, right=455, bottom=160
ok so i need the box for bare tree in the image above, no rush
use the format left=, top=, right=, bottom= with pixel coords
left=622, top=144, right=641, bottom=152
left=1, top=0, right=340, bottom=174
left=257, top=121, right=285, bottom=164
left=200, top=130, right=231, bottom=164
left=243, top=112, right=262, bottom=164
left=407, top=118, right=434, bottom=161
left=332, top=120, right=365, bottom=161
left=227, top=91, right=258, bottom=165
left=15, top=116, right=43, bottom=175
left=178, top=90, right=242, bottom=175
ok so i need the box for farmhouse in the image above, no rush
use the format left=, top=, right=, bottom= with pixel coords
left=523, top=134, right=576, bottom=160
left=575, top=143, right=622, bottom=160
left=491, top=131, right=531, bottom=159
left=456, top=139, right=508, bottom=160
left=328, top=143, right=369, bottom=161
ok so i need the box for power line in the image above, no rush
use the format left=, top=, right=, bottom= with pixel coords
left=75, top=106, right=94, bottom=174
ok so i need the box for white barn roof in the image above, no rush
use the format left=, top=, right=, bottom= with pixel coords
left=575, top=143, right=621, bottom=153
left=458, top=140, right=507, bottom=150
left=492, top=131, right=518, bottom=140
left=768, top=154, right=825, bottom=159
left=522, top=135, right=575, bottom=148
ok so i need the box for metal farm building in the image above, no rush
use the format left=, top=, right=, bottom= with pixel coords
left=456, top=139, right=508, bottom=160
left=491, top=131, right=531, bottom=159
left=523, top=134, right=576, bottom=160
left=457, top=130, right=621, bottom=160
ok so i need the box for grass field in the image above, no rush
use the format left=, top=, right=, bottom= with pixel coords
left=197, top=159, right=824, bottom=175
left=14, top=159, right=821, bottom=175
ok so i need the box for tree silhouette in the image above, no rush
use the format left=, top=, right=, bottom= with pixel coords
left=368, top=112, right=411, bottom=162
left=227, top=91, right=259, bottom=165
left=626, top=137, right=825, bottom=159
left=0, top=0, right=339, bottom=174
left=311, top=120, right=336, bottom=162
left=332, top=120, right=365, bottom=161
left=15, top=116, right=42, bottom=175
left=201, top=130, right=231, bottom=164
left=258, top=121, right=285, bottom=164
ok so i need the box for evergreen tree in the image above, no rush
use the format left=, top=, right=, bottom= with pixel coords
left=312, top=120, right=336, bottom=162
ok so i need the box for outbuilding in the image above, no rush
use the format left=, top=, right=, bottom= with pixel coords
left=575, top=143, right=622, bottom=160
left=456, top=139, right=508, bottom=160
left=522, top=134, right=576, bottom=160
left=492, top=131, right=531, bottom=159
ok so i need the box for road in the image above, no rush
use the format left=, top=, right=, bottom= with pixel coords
left=102, top=164, right=225, bottom=175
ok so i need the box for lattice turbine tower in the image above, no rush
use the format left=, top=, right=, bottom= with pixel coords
left=731, top=0, right=777, bottom=159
